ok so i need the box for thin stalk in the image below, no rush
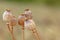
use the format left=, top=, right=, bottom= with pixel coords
left=22, top=26, right=25, bottom=40
left=7, top=23, right=16, bottom=40
left=32, top=28, right=40, bottom=40
left=11, top=26, right=16, bottom=40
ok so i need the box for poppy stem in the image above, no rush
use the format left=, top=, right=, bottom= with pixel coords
left=22, top=26, right=25, bottom=40
left=7, top=23, right=16, bottom=40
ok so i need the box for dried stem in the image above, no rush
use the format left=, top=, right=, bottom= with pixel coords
left=22, top=26, right=25, bottom=40
left=7, top=23, right=11, bottom=32
left=11, top=26, right=16, bottom=40
left=7, top=23, right=16, bottom=40
left=31, top=28, right=40, bottom=40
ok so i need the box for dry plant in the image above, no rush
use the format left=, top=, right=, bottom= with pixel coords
left=3, top=9, right=17, bottom=40
left=18, top=14, right=25, bottom=40
left=18, top=14, right=40, bottom=40
left=26, top=19, right=40, bottom=40
left=6, top=16, right=17, bottom=40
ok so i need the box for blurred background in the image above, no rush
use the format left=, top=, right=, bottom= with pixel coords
left=0, top=0, right=60, bottom=40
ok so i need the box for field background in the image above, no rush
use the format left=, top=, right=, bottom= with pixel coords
left=0, top=0, right=60, bottom=40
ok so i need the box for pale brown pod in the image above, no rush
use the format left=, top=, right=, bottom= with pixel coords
left=9, top=16, right=17, bottom=26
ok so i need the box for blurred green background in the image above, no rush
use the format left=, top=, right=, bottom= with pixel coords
left=0, top=0, right=60, bottom=40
